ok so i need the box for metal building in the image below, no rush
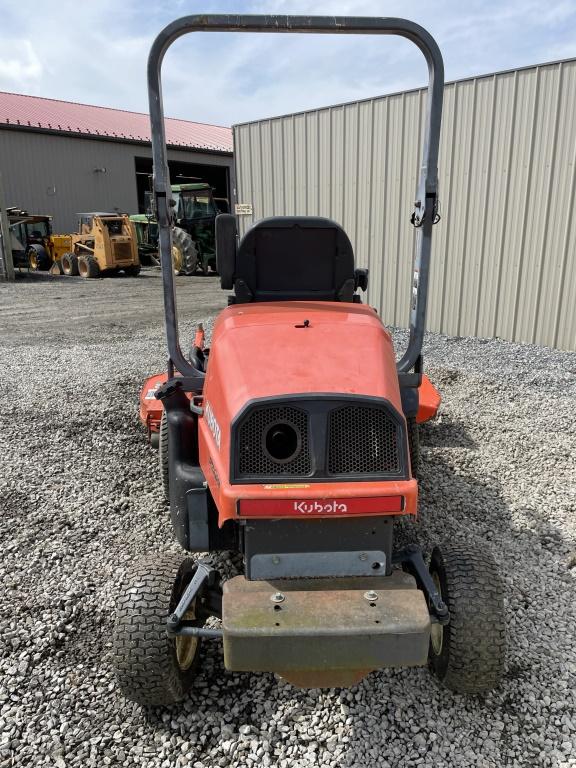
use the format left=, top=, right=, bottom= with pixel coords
left=233, top=57, right=576, bottom=351
left=0, top=92, right=233, bottom=233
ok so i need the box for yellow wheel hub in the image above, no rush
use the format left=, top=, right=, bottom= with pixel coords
left=175, top=605, right=198, bottom=670
left=430, top=571, right=444, bottom=655
left=172, top=244, right=183, bottom=275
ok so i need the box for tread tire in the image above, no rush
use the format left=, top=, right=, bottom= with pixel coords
left=112, top=553, right=202, bottom=706
left=27, top=245, right=50, bottom=271
left=78, top=254, right=100, bottom=278
left=428, top=543, right=506, bottom=693
left=407, top=417, right=420, bottom=478
left=159, top=410, right=170, bottom=502
left=172, top=227, right=198, bottom=275
left=61, top=252, right=79, bottom=276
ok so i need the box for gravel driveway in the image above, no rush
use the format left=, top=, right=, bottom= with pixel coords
left=1, top=270, right=575, bottom=768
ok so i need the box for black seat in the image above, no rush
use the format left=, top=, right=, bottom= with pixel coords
left=216, top=215, right=368, bottom=304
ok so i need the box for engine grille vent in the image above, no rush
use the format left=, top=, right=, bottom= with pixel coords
left=113, top=242, right=132, bottom=262
left=328, top=405, right=400, bottom=475
left=238, top=406, right=311, bottom=477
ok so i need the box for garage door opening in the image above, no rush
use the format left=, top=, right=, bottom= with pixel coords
left=135, top=157, right=229, bottom=214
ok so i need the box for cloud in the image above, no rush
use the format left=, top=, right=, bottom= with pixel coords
left=0, top=40, right=42, bottom=88
left=0, top=0, right=575, bottom=127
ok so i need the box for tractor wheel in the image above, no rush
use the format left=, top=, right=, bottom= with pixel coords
left=172, top=227, right=198, bottom=275
left=159, top=410, right=170, bottom=502
left=61, top=252, right=79, bottom=276
left=112, top=553, right=202, bottom=706
left=124, top=264, right=141, bottom=277
left=407, top=417, right=420, bottom=478
left=428, top=543, right=506, bottom=694
left=27, top=246, right=50, bottom=271
left=78, top=254, right=100, bottom=279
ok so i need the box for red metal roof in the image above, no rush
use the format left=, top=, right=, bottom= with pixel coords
left=0, top=91, right=232, bottom=153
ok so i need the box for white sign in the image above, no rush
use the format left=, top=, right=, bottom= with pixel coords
left=204, top=401, right=221, bottom=450
left=235, top=203, right=253, bottom=215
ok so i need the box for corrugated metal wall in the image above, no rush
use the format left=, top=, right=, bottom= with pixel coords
left=0, top=130, right=233, bottom=232
left=233, top=58, right=576, bottom=351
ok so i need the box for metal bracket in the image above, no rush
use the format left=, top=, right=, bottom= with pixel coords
left=166, top=561, right=222, bottom=637
left=398, top=371, right=422, bottom=389
left=175, top=626, right=223, bottom=638
left=411, top=199, right=425, bottom=228
left=393, top=545, right=449, bottom=624
left=156, top=375, right=205, bottom=400
left=411, top=194, right=440, bottom=228
left=249, top=550, right=387, bottom=580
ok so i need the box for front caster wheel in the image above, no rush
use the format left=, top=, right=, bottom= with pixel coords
left=112, top=553, right=202, bottom=705
left=428, top=543, right=506, bottom=693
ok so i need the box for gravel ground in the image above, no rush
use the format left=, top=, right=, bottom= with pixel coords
left=1, top=270, right=575, bottom=768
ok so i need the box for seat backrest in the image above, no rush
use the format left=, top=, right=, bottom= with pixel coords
left=216, top=215, right=364, bottom=303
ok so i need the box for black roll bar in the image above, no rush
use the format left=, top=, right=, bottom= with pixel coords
left=147, top=15, right=444, bottom=378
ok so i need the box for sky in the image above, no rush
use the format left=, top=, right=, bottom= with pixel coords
left=0, top=0, right=575, bottom=127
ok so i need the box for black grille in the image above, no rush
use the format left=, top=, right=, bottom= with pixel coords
left=328, top=405, right=400, bottom=475
left=238, top=406, right=311, bottom=477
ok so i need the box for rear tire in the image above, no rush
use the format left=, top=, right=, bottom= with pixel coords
left=61, top=252, right=79, bottom=276
left=428, top=543, right=506, bottom=693
left=27, top=246, right=50, bottom=271
left=159, top=410, right=170, bottom=502
left=78, top=254, right=100, bottom=278
left=112, top=553, right=202, bottom=706
left=172, top=227, right=198, bottom=275
left=124, top=264, right=141, bottom=277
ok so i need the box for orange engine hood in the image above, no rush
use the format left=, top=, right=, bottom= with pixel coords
left=203, top=301, right=403, bottom=415
left=198, top=302, right=414, bottom=524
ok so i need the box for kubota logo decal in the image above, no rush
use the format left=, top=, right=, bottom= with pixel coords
left=294, top=500, right=348, bottom=515
left=239, top=496, right=402, bottom=517
left=204, top=401, right=221, bottom=449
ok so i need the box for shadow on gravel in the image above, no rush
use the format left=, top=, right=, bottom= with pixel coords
left=13, top=272, right=90, bottom=287
left=13, top=270, right=158, bottom=284
left=415, top=450, right=511, bottom=544
left=418, top=447, right=573, bottom=560
left=420, top=417, right=477, bottom=449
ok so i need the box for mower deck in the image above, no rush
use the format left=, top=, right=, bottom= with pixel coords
left=222, top=571, right=430, bottom=687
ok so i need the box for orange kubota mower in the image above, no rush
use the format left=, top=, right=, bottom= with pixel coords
left=114, top=14, right=505, bottom=706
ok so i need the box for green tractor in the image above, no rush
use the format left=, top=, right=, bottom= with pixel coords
left=141, top=182, right=220, bottom=275
left=130, top=214, right=159, bottom=266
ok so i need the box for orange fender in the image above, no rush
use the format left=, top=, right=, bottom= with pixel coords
left=138, top=372, right=168, bottom=439
left=417, top=374, right=441, bottom=423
